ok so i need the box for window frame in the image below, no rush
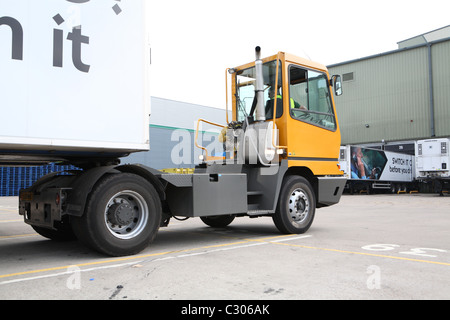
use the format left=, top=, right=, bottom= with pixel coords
left=288, top=64, right=337, bottom=132
left=234, top=60, right=283, bottom=122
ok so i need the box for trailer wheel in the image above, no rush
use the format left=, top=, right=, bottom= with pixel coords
left=200, top=215, right=235, bottom=228
left=71, top=173, right=161, bottom=256
left=273, top=175, right=316, bottom=234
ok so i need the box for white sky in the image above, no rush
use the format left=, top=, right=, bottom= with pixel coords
left=146, top=0, right=449, bottom=110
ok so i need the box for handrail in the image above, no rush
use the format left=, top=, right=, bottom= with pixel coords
left=194, top=67, right=230, bottom=161
left=194, top=118, right=227, bottom=160
left=272, top=52, right=288, bottom=151
left=225, top=68, right=230, bottom=124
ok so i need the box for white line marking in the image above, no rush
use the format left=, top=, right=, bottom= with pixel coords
left=176, top=242, right=267, bottom=259
left=0, top=261, right=143, bottom=286
left=0, top=235, right=310, bottom=285
left=270, top=235, right=312, bottom=242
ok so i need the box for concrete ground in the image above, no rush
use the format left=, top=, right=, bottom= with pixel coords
left=0, top=193, right=449, bottom=301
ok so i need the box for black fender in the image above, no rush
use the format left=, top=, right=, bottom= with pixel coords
left=115, top=164, right=166, bottom=201
left=66, top=165, right=119, bottom=217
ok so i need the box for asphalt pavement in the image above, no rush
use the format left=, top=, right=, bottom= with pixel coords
left=0, top=193, right=449, bottom=302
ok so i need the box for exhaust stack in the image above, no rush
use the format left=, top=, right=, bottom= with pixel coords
left=254, top=46, right=265, bottom=121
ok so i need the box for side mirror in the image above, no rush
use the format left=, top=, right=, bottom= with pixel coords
left=331, top=75, right=343, bottom=96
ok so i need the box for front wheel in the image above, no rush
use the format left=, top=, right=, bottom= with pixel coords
left=71, top=173, right=161, bottom=256
left=272, top=175, right=316, bottom=234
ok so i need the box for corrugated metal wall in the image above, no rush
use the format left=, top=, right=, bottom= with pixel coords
left=432, top=40, right=450, bottom=138
left=329, top=39, right=450, bottom=145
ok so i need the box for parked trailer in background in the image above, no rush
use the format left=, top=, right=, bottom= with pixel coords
left=339, top=145, right=414, bottom=194
left=415, top=138, right=450, bottom=194
left=340, top=138, right=450, bottom=195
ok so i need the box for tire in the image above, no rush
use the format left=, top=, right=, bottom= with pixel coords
left=71, top=173, right=161, bottom=256
left=200, top=215, right=235, bottom=228
left=272, top=175, right=316, bottom=234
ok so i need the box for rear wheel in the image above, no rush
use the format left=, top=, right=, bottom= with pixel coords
left=273, top=175, right=316, bottom=234
left=71, top=173, right=161, bottom=256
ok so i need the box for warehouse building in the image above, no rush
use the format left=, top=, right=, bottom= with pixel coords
left=328, top=26, right=450, bottom=150
left=123, top=97, right=229, bottom=169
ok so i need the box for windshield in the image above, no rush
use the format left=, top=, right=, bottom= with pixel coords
left=235, top=60, right=282, bottom=122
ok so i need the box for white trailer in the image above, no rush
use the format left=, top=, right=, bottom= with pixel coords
left=339, top=145, right=414, bottom=194
left=0, top=0, right=151, bottom=165
left=1, top=0, right=155, bottom=256
left=415, top=138, right=450, bottom=194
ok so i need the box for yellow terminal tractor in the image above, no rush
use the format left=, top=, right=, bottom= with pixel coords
left=18, top=47, right=346, bottom=256
left=189, top=47, right=346, bottom=233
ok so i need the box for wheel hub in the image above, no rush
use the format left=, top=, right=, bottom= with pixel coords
left=107, top=203, right=134, bottom=226
left=289, top=189, right=309, bottom=223
left=104, top=191, right=149, bottom=240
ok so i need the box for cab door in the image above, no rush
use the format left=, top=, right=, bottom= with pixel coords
left=286, top=64, right=342, bottom=175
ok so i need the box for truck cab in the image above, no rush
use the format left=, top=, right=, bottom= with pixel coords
left=232, top=51, right=343, bottom=176
left=189, top=49, right=346, bottom=234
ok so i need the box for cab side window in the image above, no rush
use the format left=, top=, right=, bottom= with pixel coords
left=289, top=66, right=337, bottom=130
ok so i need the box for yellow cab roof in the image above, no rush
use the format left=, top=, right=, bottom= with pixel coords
left=234, top=52, right=329, bottom=74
